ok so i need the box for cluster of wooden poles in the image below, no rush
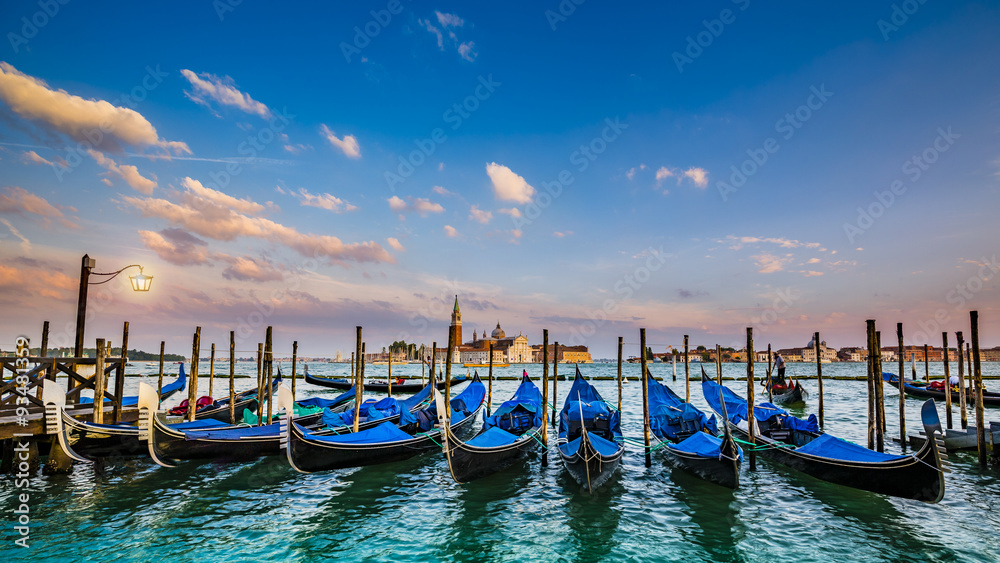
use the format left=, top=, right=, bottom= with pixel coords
left=865, top=310, right=991, bottom=466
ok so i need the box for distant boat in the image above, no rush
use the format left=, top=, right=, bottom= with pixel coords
left=463, top=362, right=510, bottom=368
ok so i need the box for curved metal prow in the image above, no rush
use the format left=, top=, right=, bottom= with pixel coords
left=42, top=381, right=90, bottom=463
left=138, top=382, right=176, bottom=468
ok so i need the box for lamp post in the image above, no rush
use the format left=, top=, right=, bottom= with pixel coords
left=73, top=253, right=153, bottom=357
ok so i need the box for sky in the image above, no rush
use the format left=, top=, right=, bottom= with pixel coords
left=0, top=1, right=999, bottom=359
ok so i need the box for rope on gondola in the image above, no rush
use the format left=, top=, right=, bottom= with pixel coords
left=416, top=432, right=442, bottom=449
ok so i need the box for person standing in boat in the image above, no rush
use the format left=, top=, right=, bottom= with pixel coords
left=774, top=353, right=786, bottom=386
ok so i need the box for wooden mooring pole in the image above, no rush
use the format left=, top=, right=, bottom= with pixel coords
left=875, top=330, right=885, bottom=451
left=487, top=341, right=493, bottom=417
left=157, top=341, right=165, bottom=398
left=188, top=327, right=201, bottom=422
left=971, top=311, right=986, bottom=467
left=209, top=343, right=216, bottom=399
left=112, top=321, right=129, bottom=423
left=229, top=331, right=236, bottom=424
left=957, top=331, right=967, bottom=430
left=265, top=326, right=273, bottom=425
left=291, top=341, right=298, bottom=396
left=815, top=332, right=824, bottom=428
left=942, top=332, right=952, bottom=430
left=640, top=328, right=651, bottom=468
left=353, top=326, right=362, bottom=434
left=896, top=323, right=906, bottom=451
left=551, top=342, right=559, bottom=427
left=866, top=320, right=876, bottom=450
left=683, top=334, right=690, bottom=402
left=541, top=329, right=549, bottom=468
left=746, top=327, right=756, bottom=472
left=616, top=336, right=623, bottom=413
left=93, top=338, right=106, bottom=424
left=766, top=344, right=774, bottom=403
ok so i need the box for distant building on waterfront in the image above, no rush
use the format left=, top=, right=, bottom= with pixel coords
left=431, top=297, right=587, bottom=364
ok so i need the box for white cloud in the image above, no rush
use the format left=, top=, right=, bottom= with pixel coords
left=124, top=186, right=393, bottom=265
left=283, top=143, right=311, bottom=154
left=498, top=207, right=522, bottom=218
left=724, top=235, right=823, bottom=251
left=432, top=185, right=454, bottom=196
left=386, top=237, right=405, bottom=252
left=655, top=166, right=674, bottom=185
left=222, top=256, right=284, bottom=282
left=435, top=11, right=465, bottom=27
left=138, top=228, right=213, bottom=266
left=438, top=162, right=445, bottom=171
left=626, top=167, right=638, bottom=181
left=88, top=149, right=156, bottom=194
left=319, top=124, right=361, bottom=159
left=486, top=162, right=536, bottom=204
left=803, top=270, right=824, bottom=277
left=20, top=150, right=53, bottom=166
left=180, top=69, right=272, bottom=118
left=753, top=253, right=789, bottom=274
left=553, top=231, right=573, bottom=238
left=683, top=167, right=709, bottom=188
left=444, top=225, right=459, bottom=238
left=419, top=18, right=444, bottom=48
left=458, top=42, right=477, bottom=62
left=468, top=204, right=492, bottom=224
left=387, top=195, right=444, bottom=216
left=180, top=177, right=263, bottom=214
left=0, top=62, right=189, bottom=155
left=0, top=218, right=30, bottom=253
left=292, top=187, right=357, bottom=213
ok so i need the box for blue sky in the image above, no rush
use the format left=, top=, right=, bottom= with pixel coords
left=1, top=1, right=998, bottom=358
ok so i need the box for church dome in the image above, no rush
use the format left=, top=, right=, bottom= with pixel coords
left=491, top=322, right=505, bottom=339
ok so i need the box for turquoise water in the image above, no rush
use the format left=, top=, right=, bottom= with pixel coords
left=5, top=362, right=1000, bottom=562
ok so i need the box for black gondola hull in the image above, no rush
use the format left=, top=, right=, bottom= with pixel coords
left=657, top=434, right=740, bottom=489
left=726, top=423, right=943, bottom=502
left=893, top=380, right=1000, bottom=406
left=558, top=433, right=624, bottom=492
left=305, top=372, right=468, bottom=393
left=286, top=405, right=481, bottom=472
left=444, top=427, right=541, bottom=483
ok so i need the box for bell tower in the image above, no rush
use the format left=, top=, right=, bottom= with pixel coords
left=450, top=295, right=462, bottom=346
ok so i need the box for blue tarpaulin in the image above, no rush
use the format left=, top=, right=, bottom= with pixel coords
left=482, top=376, right=542, bottom=433
left=466, top=426, right=520, bottom=448
left=648, top=377, right=719, bottom=440
left=669, top=431, right=743, bottom=461
left=305, top=420, right=415, bottom=444
left=795, top=434, right=908, bottom=462
left=185, top=422, right=280, bottom=441
left=558, top=367, right=623, bottom=450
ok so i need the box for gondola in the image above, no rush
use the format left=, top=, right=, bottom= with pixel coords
left=280, top=373, right=486, bottom=473
left=442, top=371, right=543, bottom=483
left=304, top=366, right=470, bottom=393
left=702, top=378, right=945, bottom=503
left=648, top=368, right=741, bottom=488
left=763, top=369, right=807, bottom=405
left=557, top=367, right=624, bottom=493
left=142, top=379, right=435, bottom=466
left=882, top=372, right=1000, bottom=406
left=77, top=362, right=187, bottom=406
left=41, top=373, right=282, bottom=462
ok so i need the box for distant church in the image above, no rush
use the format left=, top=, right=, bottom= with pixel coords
left=435, top=296, right=531, bottom=364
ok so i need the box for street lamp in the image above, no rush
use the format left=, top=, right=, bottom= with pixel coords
left=73, top=254, right=153, bottom=357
